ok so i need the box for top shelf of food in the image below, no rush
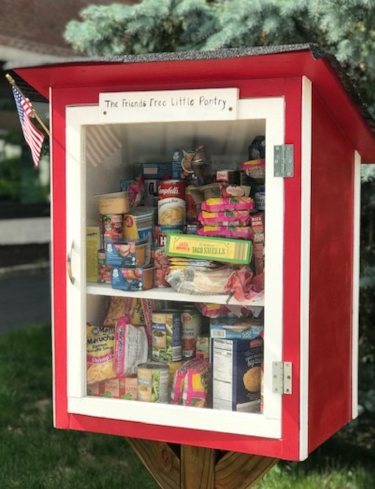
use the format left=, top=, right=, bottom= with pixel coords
left=86, top=134, right=266, bottom=306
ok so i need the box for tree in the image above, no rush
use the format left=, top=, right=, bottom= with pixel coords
left=64, top=0, right=375, bottom=415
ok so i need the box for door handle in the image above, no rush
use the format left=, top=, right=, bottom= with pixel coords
left=67, top=241, right=75, bottom=285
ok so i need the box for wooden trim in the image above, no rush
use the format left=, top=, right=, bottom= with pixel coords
left=126, top=439, right=180, bottom=489
left=181, top=445, right=215, bottom=489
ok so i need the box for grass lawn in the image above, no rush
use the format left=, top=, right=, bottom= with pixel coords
left=0, top=324, right=374, bottom=489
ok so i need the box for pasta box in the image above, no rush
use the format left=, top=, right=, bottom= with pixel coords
left=212, top=337, right=263, bottom=412
left=87, top=375, right=138, bottom=400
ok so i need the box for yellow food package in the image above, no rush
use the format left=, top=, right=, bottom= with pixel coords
left=86, top=324, right=115, bottom=384
left=182, top=359, right=210, bottom=408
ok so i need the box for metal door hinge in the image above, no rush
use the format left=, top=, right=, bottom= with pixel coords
left=274, top=145, right=294, bottom=177
left=272, top=361, right=292, bottom=395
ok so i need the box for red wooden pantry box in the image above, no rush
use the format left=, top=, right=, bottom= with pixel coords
left=12, top=44, right=375, bottom=461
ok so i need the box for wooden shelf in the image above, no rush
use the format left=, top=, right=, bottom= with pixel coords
left=86, top=282, right=264, bottom=307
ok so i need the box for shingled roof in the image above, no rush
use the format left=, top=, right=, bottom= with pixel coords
left=0, top=0, right=139, bottom=58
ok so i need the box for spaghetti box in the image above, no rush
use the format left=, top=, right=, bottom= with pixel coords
left=212, top=337, right=263, bottom=412
left=87, top=376, right=138, bottom=400
left=138, top=162, right=172, bottom=179
left=166, top=233, right=251, bottom=265
left=210, top=320, right=263, bottom=340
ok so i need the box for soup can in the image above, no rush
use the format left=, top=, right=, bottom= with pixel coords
left=181, top=307, right=202, bottom=360
left=158, top=180, right=186, bottom=226
left=151, top=310, right=182, bottom=362
left=137, top=362, right=169, bottom=403
left=154, top=224, right=184, bottom=248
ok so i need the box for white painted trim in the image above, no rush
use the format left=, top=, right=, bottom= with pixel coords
left=65, top=96, right=285, bottom=438
left=299, top=76, right=312, bottom=461
left=68, top=396, right=281, bottom=439
left=352, top=151, right=361, bottom=419
left=50, top=86, right=56, bottom=427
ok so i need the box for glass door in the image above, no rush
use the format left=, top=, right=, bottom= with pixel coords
left=65, top=94, right=285, bottom=439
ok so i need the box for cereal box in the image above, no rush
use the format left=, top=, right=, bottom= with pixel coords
left=212, top=338, right=263, bottom=412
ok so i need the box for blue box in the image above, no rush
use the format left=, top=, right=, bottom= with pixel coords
left=138, top=162, right=172, bottom=179
left=212, top=338, right=263, bottom=412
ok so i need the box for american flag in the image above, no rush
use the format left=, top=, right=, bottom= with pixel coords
left=12, top=86, right=45, bottom=167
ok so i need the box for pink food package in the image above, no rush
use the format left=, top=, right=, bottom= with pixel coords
left=171, top=359, right=199, bottom=405
left=198, top=226, right=254, bottom=240
left=182, top=359, right=210, bottom=407
left=198, top=210, right=251, bottom=226
left=201, top=197, right=255, bottom=212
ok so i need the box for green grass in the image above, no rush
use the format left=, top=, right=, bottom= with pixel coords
left=0, top=324, right=374, bottom=488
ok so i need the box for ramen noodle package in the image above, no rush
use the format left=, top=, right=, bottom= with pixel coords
left=194, top=302, right=230, bottom=318
left=197, top=226, right=254, bottom=240
left=115, top=318, right=148, bottom=376
left=212, top=337, right=263, bottom=412
left=202, top=197, right=255, bottom=212
left=182, top=359, right=210, bottom=407
left=86, top=323, right=115, bottom=384
left=103, top=297, right=126, bottom=327
left=198, top=210, right=251, bottom=226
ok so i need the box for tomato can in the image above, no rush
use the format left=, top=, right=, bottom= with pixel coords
left=151, top=310, right=182, bottom=362
left=158, top=180, right=186, bottom=226
left=181, top=307, right=202, bottom=360
left=137, top=362, right=169, bottom=403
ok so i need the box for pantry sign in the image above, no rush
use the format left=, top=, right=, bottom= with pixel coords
left=99, top=88, right=239, bottom=123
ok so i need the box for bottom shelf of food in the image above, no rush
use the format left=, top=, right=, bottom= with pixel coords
left=85, top=295, right=265, bottom=426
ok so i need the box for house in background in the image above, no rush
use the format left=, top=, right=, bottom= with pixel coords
left=0, top=0, right=137, bottom=264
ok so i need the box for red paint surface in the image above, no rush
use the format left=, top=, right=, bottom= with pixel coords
left=16, top=52, right=366, bottom=460
left=14, top=50, right=375, bottom=162
left=308, top=89, right=354, bottom=453
left=45, top=76, right=305, bottom=460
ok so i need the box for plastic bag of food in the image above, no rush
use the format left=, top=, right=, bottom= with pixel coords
left=197, top=226, right=254, bottom=240
left=201, top=197, right=255, bottom=212
left=103, top=296, right=126, bottom=327
left=171, top=359, right=198, bottom=405
left=194, top=302, right=229, bottom=318
left=86, top=323, right=115, bottom=384
left=167, top=266, right=234, bottom=295
left=115, top=317, right=148, bottom=376
left=198, top=210, right=251, bottom=226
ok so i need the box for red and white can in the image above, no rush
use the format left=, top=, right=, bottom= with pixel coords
left=101, top=214, right=123, bottom=243
left=181, top=308, right=202, bottom=360
left=158, top=180, right=186, bottom=226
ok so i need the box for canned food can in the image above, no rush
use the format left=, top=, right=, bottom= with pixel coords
left=181, top=308, right=202, bottom=360
left=151, top=310, right=182, bottom=362
left=158, top=180, right=186, bottom=226
left=137, top=362, right=169, bottom=403
left=154, top=224, right=184, bottom=248
left=101, top=214, right=123, bottom=243
left=97, top=249, right=112, bottom=283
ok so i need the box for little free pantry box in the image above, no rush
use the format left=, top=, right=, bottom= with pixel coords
left=13, top=44, right=375, bottom=461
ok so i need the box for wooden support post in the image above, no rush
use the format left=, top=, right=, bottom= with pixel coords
left=126, top=438, right=278, bottom=489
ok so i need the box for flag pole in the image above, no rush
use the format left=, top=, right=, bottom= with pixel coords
left=5, top=73, right=50, bottom=137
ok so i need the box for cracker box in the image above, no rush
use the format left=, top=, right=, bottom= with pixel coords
left=87, top=375, right=138, bottom=400
left=212, top=337, right=263, bottom=412
left=166, top=234, right=251, bottom=264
